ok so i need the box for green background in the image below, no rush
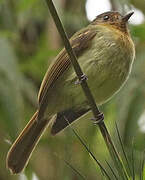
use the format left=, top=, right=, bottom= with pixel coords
left=0, top=0, right=145, bottom=179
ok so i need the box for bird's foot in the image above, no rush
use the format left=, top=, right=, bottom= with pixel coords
left=75, top=74, right=88, bottom=85
left=91, top=112, right=104, bottom=124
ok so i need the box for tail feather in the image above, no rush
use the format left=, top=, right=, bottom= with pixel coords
left=6, top=111, right=50, bottom=174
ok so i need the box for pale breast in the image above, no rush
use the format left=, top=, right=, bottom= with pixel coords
left=78, top=26, right=135, bottom=104
left=45, top=26, right=135, bottom=113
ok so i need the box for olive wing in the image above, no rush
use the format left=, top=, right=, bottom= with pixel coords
left=38, top=28, right=97, bottom=119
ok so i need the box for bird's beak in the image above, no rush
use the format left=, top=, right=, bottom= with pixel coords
left=122, top=12, right=134, bottom=22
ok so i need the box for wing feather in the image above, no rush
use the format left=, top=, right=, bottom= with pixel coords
left=37, top=28, right=97, bottom=119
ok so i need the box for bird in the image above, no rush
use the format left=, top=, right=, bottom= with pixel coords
left=6, top=11, right=135, bottom=174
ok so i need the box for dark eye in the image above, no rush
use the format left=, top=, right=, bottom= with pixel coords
left=103, top=15, right=109, bottom=21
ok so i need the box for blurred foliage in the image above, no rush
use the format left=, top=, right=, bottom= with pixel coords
left=131, top=0, right=145, bottom=13
left=0, top=0, right=145, bottom=179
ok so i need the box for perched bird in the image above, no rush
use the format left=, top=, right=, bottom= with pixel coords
left=7, top=11, right=135, bottom=174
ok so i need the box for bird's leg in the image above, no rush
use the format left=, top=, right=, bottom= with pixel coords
left=91, top=112, right=104, bottom=124
left=75, top=74, right=88, bottom=85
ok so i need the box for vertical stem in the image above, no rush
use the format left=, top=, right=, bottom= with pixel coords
left=45, top=0, right=129, bottom=179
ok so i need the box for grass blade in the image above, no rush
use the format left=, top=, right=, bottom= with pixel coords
left=73, top=128, right=111, bottom=180
left=131, top=140, right=135, bottom=180
left=115, top=122, right=132, bottom=176
left=105, top=160, right=118, bottom=180
left=54, top=153, right=86, bottom=180
left=65, top=118, right=112, bottom=180
left=63, top=159, right=86, bottom=180
left=140, top=151, right=145, bottom=180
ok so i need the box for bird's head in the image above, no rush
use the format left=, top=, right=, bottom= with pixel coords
left=91, top=11, right=134, bottom=33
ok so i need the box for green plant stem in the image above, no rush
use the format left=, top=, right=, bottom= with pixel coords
left=45, top=0, right=129, bottom=179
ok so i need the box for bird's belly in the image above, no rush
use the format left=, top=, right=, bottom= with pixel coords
left=75, top=34, right=134, bottom=105
left=48, top=52, right=133, bottom=114
left=50, top=59, right=130, bottom=114
left=84, top=53, right=132, bottom=105
left=46, top=32, right=134, bottom=113
left=88, top=64, right=129, bottom=105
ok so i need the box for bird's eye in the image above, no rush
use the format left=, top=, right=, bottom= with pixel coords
left=103, top=15, right=109, bottom=21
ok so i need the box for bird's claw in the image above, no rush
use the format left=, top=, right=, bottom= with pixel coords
left=91, top=112, right=104, bottom=124
left=75, top=74, right=88, bottom=85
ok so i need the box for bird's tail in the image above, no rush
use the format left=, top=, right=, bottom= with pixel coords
left=6, top=111, right=51, bottom=174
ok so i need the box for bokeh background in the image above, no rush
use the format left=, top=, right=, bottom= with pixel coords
left=0, top=0, right=145, bottom=179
